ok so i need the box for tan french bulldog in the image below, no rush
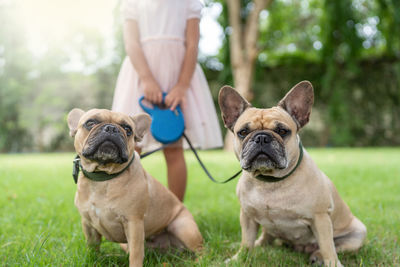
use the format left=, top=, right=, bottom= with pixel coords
left=67, top=108, right=203, bottom=267
left=218, top=81, right=366, bottom=266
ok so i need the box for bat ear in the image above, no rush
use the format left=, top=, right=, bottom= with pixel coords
left=278, top=81, right=314, bottom=129
left=130, top=113, right=151, bottom=142
left=218, top=86, right=251, bottom=131
left=67, top=108, right=85, bottom=137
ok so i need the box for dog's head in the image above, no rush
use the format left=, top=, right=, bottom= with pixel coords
left=218, top=81, right=313, bottom=178
left=67, top=109, right=151, bottom=173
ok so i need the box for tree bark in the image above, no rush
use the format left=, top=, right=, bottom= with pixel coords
left=224, top=0, right=272, bottom=150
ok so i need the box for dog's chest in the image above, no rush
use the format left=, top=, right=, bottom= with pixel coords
left=238, top=182, right=315, bottom=244
left=75, top=188, right=127, bottom=243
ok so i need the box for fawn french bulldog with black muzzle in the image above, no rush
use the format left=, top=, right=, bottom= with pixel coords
left=218, top=81, right=366, bottom=266
left=67, top=108, right=203, bottom=267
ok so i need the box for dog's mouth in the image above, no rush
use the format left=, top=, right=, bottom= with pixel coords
left=240, top=136, right=287, bottom=174
left=241, top=151, right=285, bottom=171
left=252, top=152, right=271, bottom=161
left=82, top=135, right=129, bottom=165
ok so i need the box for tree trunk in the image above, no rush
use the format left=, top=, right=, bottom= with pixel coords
left=224, top=0, right=272, bottom=150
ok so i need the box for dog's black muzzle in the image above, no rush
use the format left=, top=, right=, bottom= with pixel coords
left=240, top=131, right=287, bottom=171
left=82, top=124, right=129, bottom=164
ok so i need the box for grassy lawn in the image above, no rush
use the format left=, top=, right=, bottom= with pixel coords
left=1, top=148, right=399, bottom=266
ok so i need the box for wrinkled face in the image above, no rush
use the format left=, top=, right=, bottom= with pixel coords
left=218, top=81, right=314, bottom=178
left=77, top=110, right=135, bottom=164
left=233, top=107, right=298, bottom=176
left=68, top=109, right=151, bottom=169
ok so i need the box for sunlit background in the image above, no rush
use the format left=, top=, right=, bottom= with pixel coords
left=13, top=0, right=222, bottom=73
left=0, top=0, right=224, bottom=151
left=1, top=0, right=400, bottom=152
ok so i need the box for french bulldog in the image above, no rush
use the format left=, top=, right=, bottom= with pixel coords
left=218, top=81, right=366, bottom=266
left=67, top=108, right=203, bottom=267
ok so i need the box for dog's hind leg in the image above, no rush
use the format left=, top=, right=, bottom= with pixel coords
left=167, top=208, right=203, bottom=253
left=334, top=217, right=366, bottom=253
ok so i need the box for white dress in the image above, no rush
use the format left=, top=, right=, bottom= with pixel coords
left=112, top=0, right=223, bottom=151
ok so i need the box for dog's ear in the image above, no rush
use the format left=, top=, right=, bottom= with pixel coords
left=131, top=113, right=151, bottom=142
left=278, top=81, right=314, bottom=129
left=218, top=86, right=251, bottom=131
left=67, top=108, right=85, bottom=137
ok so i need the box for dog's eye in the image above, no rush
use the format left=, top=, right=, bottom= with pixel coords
left=276, top=128, right=290, bottom=137
left=237, top=128, right=249, bottom=138
left=84, top=119, right=98, bottom=130
left=121, top=124, right=132, bottom=136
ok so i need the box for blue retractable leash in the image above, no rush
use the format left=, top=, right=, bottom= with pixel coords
left=139, top=93, right=241, bottom=184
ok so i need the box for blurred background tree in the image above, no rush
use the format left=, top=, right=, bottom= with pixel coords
left=205, top=0, right=400, bottom=147
left=0, top=0, right=399, bottom=152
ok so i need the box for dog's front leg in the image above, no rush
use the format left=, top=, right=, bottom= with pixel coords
left=255, top=227, right=274, bottom=247
left=81, top=219, right=101, bottom=251
left=239, top=209, right=259, bottom=249
left=311, top=213, right=343, bottom=267
left=124, top=218, right=145, bottom=267
left=227, top=209, right=259, bottom=263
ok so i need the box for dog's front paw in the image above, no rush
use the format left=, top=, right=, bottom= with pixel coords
left=323, top=259, right=343, bottom=267
left=309, top=250, right=323, bottom=266
left=225, top=252, right=240, bottom=264
left=309, top=251, right=343, bottom=267
left=254, top=239, right=265, bottom=247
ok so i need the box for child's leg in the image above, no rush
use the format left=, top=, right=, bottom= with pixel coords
left=163, top=146, right=187, bottom=201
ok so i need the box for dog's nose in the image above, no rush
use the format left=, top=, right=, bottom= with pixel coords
left=253, top=132, right=272, bottom=145
left=102, top=124, right=119, bottom=134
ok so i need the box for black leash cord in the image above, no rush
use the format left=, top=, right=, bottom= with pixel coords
left=182, top=133, right=242, bottom=184
left=139, top=144, right=169, bottom=158
left=139, top=133, right=242, bottom=184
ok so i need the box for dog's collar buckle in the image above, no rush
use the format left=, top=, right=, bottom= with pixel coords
left=72, top=154, right=135, bottom=184
left=73, top=156, right=81, bottom=184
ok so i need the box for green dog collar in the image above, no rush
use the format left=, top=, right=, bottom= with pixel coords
left=72, top=153, right=135, bottom=184
left=255, top=140, right=303, bottom=183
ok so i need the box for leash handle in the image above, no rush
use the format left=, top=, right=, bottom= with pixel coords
left=139, top=93, right=185, bottom=145
left=139, top=93, right=166, bottom=114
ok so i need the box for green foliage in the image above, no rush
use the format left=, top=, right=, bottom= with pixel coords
left=208, top=0, right=400, bottom=147
left=1, top=0, right=400, bottom=151
left=1, top=150, right=399, bottom=265
left=377, top=0, right=400, bottom=56
left=318, top=0, right=363, bottom=145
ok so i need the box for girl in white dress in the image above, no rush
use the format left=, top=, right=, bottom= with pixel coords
left=112, top=0, right=223, bottom=201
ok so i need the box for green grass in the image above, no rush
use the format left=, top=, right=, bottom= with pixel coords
left=1, top=148, right=399, bottom=266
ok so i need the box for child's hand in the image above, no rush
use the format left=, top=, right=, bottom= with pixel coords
left=165, top=84, right=188, bottom=110
left=142, top=77, right=163, bottom=104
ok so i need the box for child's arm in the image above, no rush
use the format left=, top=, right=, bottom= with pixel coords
left=165, top=18, right=200, bottom=110
left=123, top=20, right=163, bottom=104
